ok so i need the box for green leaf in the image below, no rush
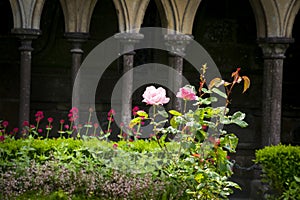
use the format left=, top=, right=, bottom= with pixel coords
left=170, top=117, right=178, bottom=128
left=231, top=111, right=246, bottom=121
left=221, top=134, right=238, bottom=153
left=157, top=110, right=168, bottom=118
left=169, top=110, right=182, bottom=116
left=212, top=88, right=227, bottom=99
left=220, top=116, right=231, bottom=124
left=294, top=176, right=300, bottom=182
left=233, top=120, right=248, bottom=128
left=198, top=97, right=213, bottom=105
left=201, top=88, right=212, bottom=94
left=137, top=110, right=148, bottom=118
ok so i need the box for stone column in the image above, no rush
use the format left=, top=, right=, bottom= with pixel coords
left=112, top=0, right=150, bottom=127
left=64, top=33, right=89, bottom=113
left=259, top=37, right=293, bottom=146
left=12, top=29, right=40, bottom=131
left=155, top=0, right=201, bottom=111
left=59, top=0, right=97, bottom=111
left=64, top=33, right=89, bottom=87
left=114, top=33, right=143, bottom=127
left=165, top=34, right=192, bottom=111
left=9, top=0, right=45, bottom=133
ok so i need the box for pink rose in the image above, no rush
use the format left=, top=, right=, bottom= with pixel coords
left=176, top=85, right=197, bottom=101
left=142, top=86, right=170, bottom=105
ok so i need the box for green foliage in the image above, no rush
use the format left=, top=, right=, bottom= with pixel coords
left=0, top=67, right=250, bottom=199
left=0, top=137, right=184, bottom=199
left=254, top=144, right=300, bottom=199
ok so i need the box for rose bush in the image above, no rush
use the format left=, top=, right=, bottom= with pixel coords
left=127, top=65, right=250, bottom=199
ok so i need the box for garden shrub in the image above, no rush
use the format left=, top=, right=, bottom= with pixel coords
left=254, top=144, right=300, bottom=199
left=0, top=138, right=185, bottom=200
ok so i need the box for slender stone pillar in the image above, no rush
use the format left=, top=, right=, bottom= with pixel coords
left=112, top=0, right=149, bottom=127
left=64, top=33, right=89, bottom=115
left=59, top=0, right=97, bottom=112
left=114, top=33, right=143, bottom=127
left=165, top=34, right=192, bottom=111
left=259, top=37, right=293, bottom=146
left=64, top=33, right=89, bottom=86
left=156, top=0, right=200, bottom=111
left=12, top=29, right=40, bottom=132
left=9, top=0, right=45, bottom=133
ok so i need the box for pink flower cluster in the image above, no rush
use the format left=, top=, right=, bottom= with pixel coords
left=35, top=111, right=44, bottom=123
left=108, top=109, right=116, bottom=122
left=2, top=121, right=9, bottom=128
left=68, top=107, right=79, bottom=122
left=132, top=106, right=139, bottom=116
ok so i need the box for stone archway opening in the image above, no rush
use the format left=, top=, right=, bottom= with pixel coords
left=282, top=11, right=300, bottom=145
left=193, top=1, right=260, bottom=199
left=0, top=0, right=19, bottom=129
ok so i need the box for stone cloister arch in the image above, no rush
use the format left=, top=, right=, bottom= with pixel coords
left=282, top=11, right=300, bottom=145
left=4, top=0, right=300, bottom=146
left=5, top=0, right=204, bottom=130
left=191, top=2, right=259, bottom=198
left=2, top=1, right=300, bottom=198
left=0, top=1, right=18, bottom=129
left=249, top=0, right=300, bottom=146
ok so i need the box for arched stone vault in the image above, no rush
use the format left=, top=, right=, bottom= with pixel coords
left=250, top=0, right=300, bottom=38
left=113, top=0, right=150, bottom=33
left=155, top=0, right=201, bottom=35
left=59, top=0, right=98, bottom=33
left=9, top=0, right=45, bottom=30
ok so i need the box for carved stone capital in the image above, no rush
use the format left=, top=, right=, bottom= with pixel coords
left=164, top=34, right=193, bottom=57
left=11, top=28, right=40, bottom=51
left=258, top=37, right=294, bottom=59
left=114, top=32, right=144, bottom=54
left=64, top=32, right=90, bottom=54
left=11, top=28, right=41, bottom=37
